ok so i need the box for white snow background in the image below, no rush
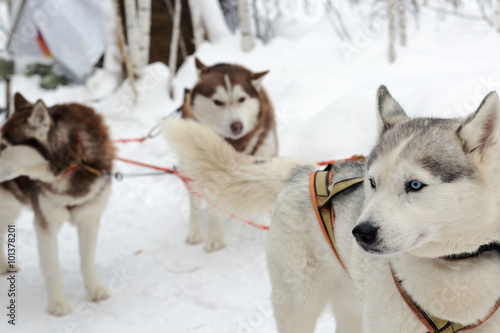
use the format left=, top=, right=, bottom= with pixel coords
left=1, top=1, right=500, bottom=332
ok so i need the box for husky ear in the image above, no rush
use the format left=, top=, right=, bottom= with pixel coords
left=376, top=85, right=409, bottom=136
left=14, top=92, right=31, bottom=111
left=28, top=100, right=51, bottom=128
left=457, top=92, right=500, bottom=158
left=251, top=70, right=269, bottom=89
left=195, top=57, right=208, bottom=76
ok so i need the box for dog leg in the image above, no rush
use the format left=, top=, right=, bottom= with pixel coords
left=267, top=245, right=326, bottom=332
left=71, top=183, right=111, bottom=302
left=0, top=189, right=21, bottom=274
left=186, top=193, right=204, bottom=245
left=76, top=220, right=110, bottom=301
left=204, top=208, right=226, bottom=252
left=34, top=211, right=71, bottom=316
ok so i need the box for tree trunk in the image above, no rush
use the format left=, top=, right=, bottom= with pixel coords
left=168, top=0, right=182, bottom=98
left=497, top=0, right=500, bottom=32
left=124, top=0, right=140, bottom=75
left=303, top=0, right=311, bottom=14
left=6, top=0, right=26, bottom=52
left=138, top=0, right=152, bottom=68
left=198, top=0, right=231, bottom=42
left=252, top=0, right=262, bottom=40
left=187, top=0, right=203, bottom=48
left=237, top=0, right=254, bottom=51
left=398, top=0, right=406, bottom=46
left=388, top=0, right=396, bottom=62
left=114, top=0, right=138, bottom=100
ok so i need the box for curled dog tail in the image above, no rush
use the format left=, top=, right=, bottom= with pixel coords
left=164, top=119, right=308, bottom=218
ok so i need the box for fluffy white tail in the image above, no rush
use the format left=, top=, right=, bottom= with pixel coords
left=164, top=119, right=308, bottom=217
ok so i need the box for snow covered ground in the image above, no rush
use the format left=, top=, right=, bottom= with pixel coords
left=1, top=2, right=500, bottom=333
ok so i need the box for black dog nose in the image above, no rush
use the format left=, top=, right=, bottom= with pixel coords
left=230, top=121, right=243, bottom=135
left=352, top=223, right=379, bottom=246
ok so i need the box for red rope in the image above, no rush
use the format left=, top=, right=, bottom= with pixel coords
left=114, top=154, right=365, bottom=231
left=317, top=155, right=366, bottom=166
left=115, top=157, right=269, bottom=230
left=112, top=137, right=148, bottom=144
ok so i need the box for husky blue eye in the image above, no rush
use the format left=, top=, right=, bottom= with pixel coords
left=370, top=179, right=376, bottom=189
left=406, top=180, right=425, bottom=192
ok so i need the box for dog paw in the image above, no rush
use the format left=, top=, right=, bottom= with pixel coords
left=204, top=239, right=226, bottom=252
left=186, top=231, right=203, bottom=245
left=88, top=285, right=111, bottom=302
left=47, top=300, right=72, bottom=316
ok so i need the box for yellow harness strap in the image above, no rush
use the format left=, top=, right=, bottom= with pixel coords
left=309, top=167, right=363, bottom=272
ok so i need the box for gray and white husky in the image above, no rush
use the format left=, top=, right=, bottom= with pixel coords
left=0, top=93, right=115, bottom=316
left=182, top=58, right=278, bottom=251
left=165, top=86, right=500, bottom=332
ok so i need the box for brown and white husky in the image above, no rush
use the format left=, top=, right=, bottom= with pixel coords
left=180, top=58, right=278, bottom=251
left=0, top=93, right=115, bottom=315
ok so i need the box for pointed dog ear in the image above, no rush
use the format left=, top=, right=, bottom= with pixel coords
left=14, top=92, right=31, bottom=111
left=195, top=57, right=208, bottom=76
left=28, top=100, right=51, bottom=128
left=251, top=70, right=269, bottom=89
left=458, top=91, right=500, bottom=159
left=376, top=85, right=409, bottom=136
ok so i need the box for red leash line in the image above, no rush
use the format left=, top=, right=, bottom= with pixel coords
left=112, top=137, right=147, bottom=144
left=115, top=156, right=268, bottom=230
left=114, top=155, right=365, bottom=231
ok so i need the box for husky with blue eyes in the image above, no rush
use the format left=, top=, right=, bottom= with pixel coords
left=180, top=58, right=278, bottom=252
left=166, top=86, right=500, bottom=332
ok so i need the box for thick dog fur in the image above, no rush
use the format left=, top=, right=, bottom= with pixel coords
left=0, top=93, right=115, bottom=316
left=183, top=58, right=278, bottom=251
left=165, top=87, right=500, bottom=332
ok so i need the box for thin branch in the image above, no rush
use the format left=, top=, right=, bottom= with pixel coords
left=325, top=0, right=351, bottom=41
left=6, top=0, right=26, bottom=51
left=474, top=0, right=494, bottom=26
left=426, top=4, right=493, bottom=23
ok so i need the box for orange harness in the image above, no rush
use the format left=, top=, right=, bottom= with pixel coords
left=309, top=165, right=363, bottom=272
left=390, top=263, right=500, bottom=333
left=310, top=163, right=500, bottom=332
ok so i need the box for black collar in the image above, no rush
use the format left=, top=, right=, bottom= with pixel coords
left=442, top=242, right=500, bottom=261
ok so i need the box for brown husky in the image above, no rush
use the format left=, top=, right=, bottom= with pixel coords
left=180, top=58, right=278, bottom=251
left=0, top=93, right=115, bottom=315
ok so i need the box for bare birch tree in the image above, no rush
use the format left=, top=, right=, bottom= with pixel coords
left=168, top=0, right=182, bottom=98
left=188, top=0, right=204, bottom=49
left=238, top=0, right=255, bottom=52
left=388, top=0, right=396, bottom=62
left=138, top=0, right=152, bottom=68
left=124, top=0, right=140, bottom=76
left=303, top=0, right=311, bottom=14
left=114, top=0, right=137, bottom=100
left=398, top=0, right=406, bottom=46
left=497, top=0, right=500, bottom=32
